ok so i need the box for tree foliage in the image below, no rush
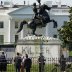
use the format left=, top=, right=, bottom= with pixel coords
left=58, top=7, right=72, bottom=48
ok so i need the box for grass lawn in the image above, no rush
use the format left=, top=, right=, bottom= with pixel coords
left=7, top=64, right=15, bottom=72
left=7, top=63, right=72, bottom=72
left=7, top=64, right=60, bottom=72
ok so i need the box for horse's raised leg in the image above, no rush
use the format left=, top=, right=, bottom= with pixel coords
left=50, top=19, right=57, bottom=28
left=31, top=26, right=36, bottom=35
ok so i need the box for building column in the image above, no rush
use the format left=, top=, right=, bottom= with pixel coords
left=7, top=19, right=11, bottom=44
left=20, top=29, right=24, bottom=39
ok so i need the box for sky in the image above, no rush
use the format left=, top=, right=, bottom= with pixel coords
left=0, top=0, right=72, bottom=6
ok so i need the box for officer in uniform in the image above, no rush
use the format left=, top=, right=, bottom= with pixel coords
left=38, top=53, right=46, bottom=72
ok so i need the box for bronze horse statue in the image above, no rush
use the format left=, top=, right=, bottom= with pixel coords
left=17, top=4, right=57, bottom=35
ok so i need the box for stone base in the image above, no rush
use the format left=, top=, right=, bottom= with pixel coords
left=16, top=35, right=61, bottom=63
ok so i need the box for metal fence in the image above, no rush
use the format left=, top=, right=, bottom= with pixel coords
left=0, top=58, right=72, bottom=72
left=0, top=43, right=72, bottom=72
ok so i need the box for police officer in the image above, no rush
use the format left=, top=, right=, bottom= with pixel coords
left=14, top=53, right=22, bottom=72
left=23, top=54, right=32, bottom=72
left=0, top=52, right=7, bottom=72
left=38, top=53, right=46, bottom=72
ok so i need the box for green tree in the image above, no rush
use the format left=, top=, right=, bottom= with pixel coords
left=58, top=7, right=72, bottom=48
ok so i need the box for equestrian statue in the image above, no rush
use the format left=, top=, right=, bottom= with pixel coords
left=17, top=0, right=57, bottom=36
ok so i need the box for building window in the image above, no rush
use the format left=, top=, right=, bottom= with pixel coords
left=15, top=21, right=18, bottom=28
left=0, top=22, right=4, bottom=28
left=0, top=35, right=4, bottom=44
left=53, top=34, right=57, bottom=38
left=15, top=35, right=18, bottom=42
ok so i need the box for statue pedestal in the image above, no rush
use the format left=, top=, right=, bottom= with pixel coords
left=16, top=35, right=61, bottom=63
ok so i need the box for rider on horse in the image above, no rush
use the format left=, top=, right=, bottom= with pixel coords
left=33, top=3, right=38, bottom=19
left=17, top=0, right=57, bottom=35
left=38, top=4, right=51, bottom=24
left=32, top=2, right=51, bottom=26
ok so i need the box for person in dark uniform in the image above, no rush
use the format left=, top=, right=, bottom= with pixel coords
left=14, top=52, right=22, bottom=72
left=59, top=54, right=66, bottom=72
left=0, top=55, right=1, bottom=71
left=0, top=52, right=7, bottom=72
left=38, top=53, right=46, bottom=72
left=23, top=54, right=32, bottom=72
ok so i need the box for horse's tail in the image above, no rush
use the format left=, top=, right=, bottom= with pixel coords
left=17, top=20, right=27, bottom=33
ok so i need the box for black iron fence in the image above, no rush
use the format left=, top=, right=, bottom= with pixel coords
left=0, top=43, right=72, bottom=72
left=0, top=58, right=72, bottom=72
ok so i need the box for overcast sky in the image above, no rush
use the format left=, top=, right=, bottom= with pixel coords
left=0, top=0, right=72, bottom=6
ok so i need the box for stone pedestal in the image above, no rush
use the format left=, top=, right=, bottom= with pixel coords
left=16, top=35, right=61, bottom=62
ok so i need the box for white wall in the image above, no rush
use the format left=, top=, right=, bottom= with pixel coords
left=0, top=15, right=10, bottom=43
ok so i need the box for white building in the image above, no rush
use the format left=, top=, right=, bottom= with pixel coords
left=0, top=1, right=69, bottom=45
